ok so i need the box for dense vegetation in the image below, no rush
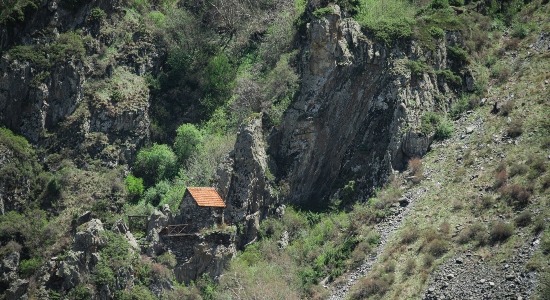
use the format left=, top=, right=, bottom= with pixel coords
left=0, top=0, right=549, bottom=299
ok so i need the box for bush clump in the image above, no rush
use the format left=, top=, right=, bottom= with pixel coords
left=425, top=239, right=448, bottom=257
left=515, top=210, right=532, bottom=227
left=355, top=0, right=416, bottom=44
left=420, top=112, right=453, bottom=140
left=489, top=221, right=514, bottom=244
left=173, top=123, right=203, bottom=164
left=19, top=257, right=42, bottom=277
left=456, top=222, right=488, bottom=246
left=499, top=184, right=531, bottom=208
left=134, top=144, right=177, bottom=187
left=506, top=119, right=523, bottom=138
left=313, top=7, right=335, bottom=18
left=125, top=175, right=144, bottom=202
left=349, top=277, right=391, bottom=299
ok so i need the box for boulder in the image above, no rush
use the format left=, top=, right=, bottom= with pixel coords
left=73, top=219, right=105, bottom=252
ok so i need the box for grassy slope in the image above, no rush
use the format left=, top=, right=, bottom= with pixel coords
left=217, top=1, right=550, bottom=299
left=348, top=3, right=550, bottom=298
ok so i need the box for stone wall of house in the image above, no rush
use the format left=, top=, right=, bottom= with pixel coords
left=177, top=194, right=220, bottom=232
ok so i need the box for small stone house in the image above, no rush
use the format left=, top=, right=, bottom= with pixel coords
left=180, top=187, right=226, bottom=232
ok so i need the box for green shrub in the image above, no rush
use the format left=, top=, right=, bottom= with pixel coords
left=509, top=163, right=529, bottom=177
left=19, top=257, right=42, bottom=277
left=403, top=258, right=416, bottom=276
left=355, top=0, right=416, bottom=44
left=68, top=284, right=93, bottom=300
left=264, top=53, right=299, bottom=126
left=511, top=22, right=529, bottom=38
left=407, top=60, right=431, bottom=75
left=143, top=181, right=171, bottom=206
left=506, top=119, right=523, bottom=138
left=180, top=133, right=235, bottom=187
left=100, top=231, right=134, bottom=265
left=201, top=53, right=236, bottom=115
left=157, top=252, right=177, bottom=268
left=148, top=10, right=166, bottom=26
left=350, top=277, right=391, bottom=299
left=94, top=261, right=115, bottom=286
left=89, top=7, right=106, bottom=21
left=430, top=0, right=449, bottom=9
left=515, top=210, right=532, bottom=227
left=489, top=221, right=514, bottom=244
left=125, top=175, right=144, bottom=202
left=423, top=253, right=435, bottom=268
left=421, top=112, right=453, bottom=140
left=540, top=230, right=550, bottom=255
left=173, top=123, right=203, bottom=164
left=436, top=69, right=462, bottom=85
left=428, top=26, right=445, bottom=38
left=400, top=227, right=419, bottom=244
left=313, top=7, right=335, bottom=18
left=425, top=239, right=448, bottom=257
left=449, top=95, right=470, bottom=119
left=50, top=31, right=86, bottom=63
left=7, top=31, right=85, bottom=68
left=0, top=0, right=40, bottom=24
left=449, top=0, right=464, bottom=5
left=457, top=222, right=488, bottom=245
left=196, top=274, right=217, bottom=300
left=539, top=271, right=550, bottom=300
left=117, top=285, right=156, bottom=300
left=447, top=45, right=468, bottom=63
left=500, top=184, right=531, bottom=208
left=134, top=143, right=177, bottom=186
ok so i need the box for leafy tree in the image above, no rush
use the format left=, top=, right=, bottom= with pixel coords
left=173, top=123, right=203, bottom=164
left=134, top=144, right=178, bottom=186
left=201, top=53, right=236, bottom=115
left=125, top=175, right=145, bottom=203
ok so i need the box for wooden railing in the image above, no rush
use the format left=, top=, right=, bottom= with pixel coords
left=161, top=224, right=193, bottom=237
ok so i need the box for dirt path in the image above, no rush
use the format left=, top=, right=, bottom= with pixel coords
left=327, top=186, right=427, bottom=300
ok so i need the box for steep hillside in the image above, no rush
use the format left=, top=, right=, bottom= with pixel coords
left=0, top=0, right=549, bottom=299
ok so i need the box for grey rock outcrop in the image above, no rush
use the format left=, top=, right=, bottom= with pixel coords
left=112, top=219, right=139, bottom=250
left=272, top=5, right=468, bottom=206
left=0, top=251, right=20, bottom=288
left=145, top=208, right=172, bottom=256
left=0, top=1, right=157, bottom=166
left=5, top=278, right=28, bottom=300
left=173, top=233, right=236, bottom=283
left=44, top=219, right=104, bottom=291
left=73, top=218, right=105, bottom=252
left=216, top=117, right=278, bottom=246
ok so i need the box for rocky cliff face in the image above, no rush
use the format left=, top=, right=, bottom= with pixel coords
left=0, top=0, right=159, bottom=166
left=271, top=5, right=471, bottom=207
left=217, top=117, right=279, bottom=247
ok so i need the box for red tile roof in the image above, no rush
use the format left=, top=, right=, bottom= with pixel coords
left=186, top=187, right=226, bottom=208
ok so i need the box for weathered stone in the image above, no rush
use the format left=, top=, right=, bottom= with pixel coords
left=113, top=219, right=140, bottom=251
left=0, top=251, right=20, bottom=284
left=5, top=279, right=28, bottom=300
left=272, top=4, right=463, bottom=208
left=174, top=233, right=236, bottom=283
left=73, top=219, right=105, bottom=252
left=56, top=251, right=83, bottom=290
left=278, top=230, right=290, bottom=249
left=216, top=117, right=277, bottom=246
left=147, top=209, right=171, bottom=234
left=75, top=211, right=93, bottom=226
